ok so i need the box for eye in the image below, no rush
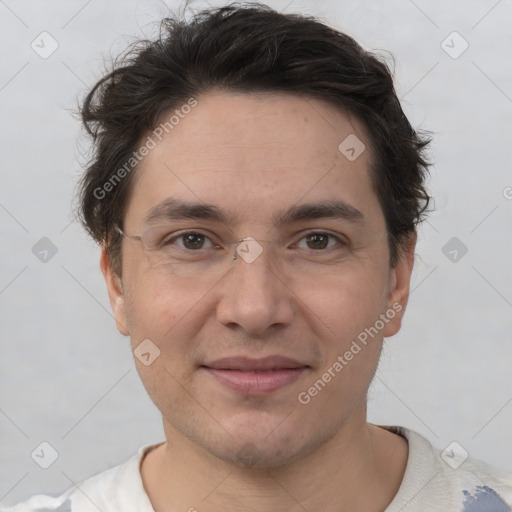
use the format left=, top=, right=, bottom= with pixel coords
left=158, top=230, right=346, bottom=252
left=166, top=231, right=217, bottom=251
left=295, top=232, right=345, bottom=251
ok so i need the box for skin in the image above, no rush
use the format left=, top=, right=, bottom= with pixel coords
left=101, top=90, right=415, bottom=512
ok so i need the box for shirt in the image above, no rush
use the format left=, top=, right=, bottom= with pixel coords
left=3, top=426, right=512, bottom=511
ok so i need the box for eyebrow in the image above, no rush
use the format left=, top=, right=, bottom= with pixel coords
left=144, top=198, right=364, bottom=227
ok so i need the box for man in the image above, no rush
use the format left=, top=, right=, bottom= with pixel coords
left=5, top=3, right=511, bottom=511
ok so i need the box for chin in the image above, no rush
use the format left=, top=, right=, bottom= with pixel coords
left=211, top=439, right=305, bottom=470
left=202, top=422, right=324, bottom=470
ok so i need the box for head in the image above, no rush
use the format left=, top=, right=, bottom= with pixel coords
left=77, top=3, right=431, bottom=468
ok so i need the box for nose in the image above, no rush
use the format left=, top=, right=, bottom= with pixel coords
left=215, top=239, right=295, bottom=334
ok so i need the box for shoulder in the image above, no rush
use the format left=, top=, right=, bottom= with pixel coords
left=382, top=425, right=512, bottom=512
left=1, top=444, right=160, bottom=512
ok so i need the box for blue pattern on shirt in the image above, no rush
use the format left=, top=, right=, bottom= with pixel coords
left=462, top=485, right=511, bottom=511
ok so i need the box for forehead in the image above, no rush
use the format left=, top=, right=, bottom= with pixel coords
left=155, top=90, right=372, bottom=166
left=124, top=90, right=382, bottom=230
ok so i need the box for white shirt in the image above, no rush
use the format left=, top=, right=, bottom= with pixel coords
left=3, top=426, right=512, bottom=511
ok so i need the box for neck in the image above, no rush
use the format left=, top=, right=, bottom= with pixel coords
left=141, top=413, right=408, bottom=512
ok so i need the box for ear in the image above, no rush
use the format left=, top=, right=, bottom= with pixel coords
left=100, top=245, right=129, bottom=336
left=382, top=233, right=417, bottom=338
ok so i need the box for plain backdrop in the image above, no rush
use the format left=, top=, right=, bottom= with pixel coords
left=1, top=0, right=511, bottom=506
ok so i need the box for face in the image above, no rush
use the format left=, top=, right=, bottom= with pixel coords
left=101, top=91, right=415, bottom=469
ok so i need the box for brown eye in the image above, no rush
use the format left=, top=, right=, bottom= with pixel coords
left=182, top=233, right=206, bottom=249
left=305, top=233, right=329, bottom=250
left=164, top=232, right=216, bottom=251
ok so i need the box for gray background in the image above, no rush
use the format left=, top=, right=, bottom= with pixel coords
left=1, top=0, right=511, bottom=506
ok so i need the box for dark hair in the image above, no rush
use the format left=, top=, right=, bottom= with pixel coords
left=77, top=1, right=432, bottom=275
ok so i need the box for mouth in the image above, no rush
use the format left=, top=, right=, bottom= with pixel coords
left=200, top=355, right=310, bottom=395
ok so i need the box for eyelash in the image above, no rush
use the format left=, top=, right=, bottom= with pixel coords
left=165, top=230, right=347, bottom=252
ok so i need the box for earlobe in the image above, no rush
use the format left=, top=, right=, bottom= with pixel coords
left=99, top=246, right=130, bottom=336
left=383, top=234, right=417, bottom=338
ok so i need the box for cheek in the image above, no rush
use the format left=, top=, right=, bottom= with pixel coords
left=295, top=261, right=391, bottom=340
left=124, top=272, right=208, bottom=377
left=125, top=279, right=197, bottom=412
left=297, top=273, right=388, bottom=413
left=124, top=268, right=191, bottom=334
left=296, top=329, right=383, bottom=424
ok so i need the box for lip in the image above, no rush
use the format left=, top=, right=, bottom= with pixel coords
left=203, top=355, right=307, bottom=371
left=201, top=356, right=309, bottom=395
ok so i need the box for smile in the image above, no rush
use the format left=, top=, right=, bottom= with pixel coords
left=200, top=365, right=309, bottom=395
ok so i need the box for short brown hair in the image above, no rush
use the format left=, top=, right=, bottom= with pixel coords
left=77, top=2, right=432, bottom=275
